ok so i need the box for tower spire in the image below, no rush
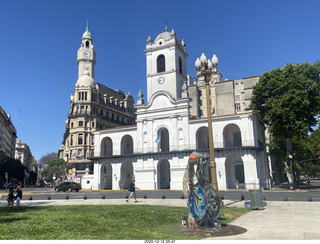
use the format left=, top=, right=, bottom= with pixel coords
left=82, top=19, right=92, bottom=39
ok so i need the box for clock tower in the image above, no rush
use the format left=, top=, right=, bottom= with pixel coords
left=145, top=26, right=188, bottom=102
left=77, top=25, right=96, bottom=79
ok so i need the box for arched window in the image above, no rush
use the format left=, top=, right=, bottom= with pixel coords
left=223, top=124, right=242, bottom=148
left=156, top=128, right=169, bottom=152
left=157, top=55, right=165, bottom=73
left=101, top=137, right=113, bottom=157
left=179, top=57, right=182, bottom=74
left=196, top=127, right=209, bottom=150
left=86, top=41, right=89, bottom=48
left=121, top=135, right=134, bottom=155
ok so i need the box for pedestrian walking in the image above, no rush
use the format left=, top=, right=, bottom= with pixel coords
left=118, top=179, right=121, bottom=190
left=126, top=179, right=140, bottom=203
left=16, top=184, right=23, bottom=206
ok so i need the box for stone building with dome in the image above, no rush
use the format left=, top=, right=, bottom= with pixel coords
left=84, top=26, right=272, bottom=191
left=60, top=26, right=136, bottom=179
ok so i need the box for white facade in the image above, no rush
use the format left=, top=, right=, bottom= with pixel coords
left=84, top=27, right=272, bottom=191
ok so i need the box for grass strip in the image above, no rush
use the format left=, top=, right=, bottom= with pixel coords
left=0, top=205, right=250, bottom=240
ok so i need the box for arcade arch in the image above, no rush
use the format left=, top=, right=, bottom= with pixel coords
left=100, top=163, right=112, bottom=189
left=157, top=159, right=170, bottom=189
left=225, top=153, right=245, bottom=189
left=120, top=161, right=134, bottom=189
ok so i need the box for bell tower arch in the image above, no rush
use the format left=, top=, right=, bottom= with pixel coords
left=77, top=23, right=96, bottom=79
left=145, top=26, right=188, bottom=102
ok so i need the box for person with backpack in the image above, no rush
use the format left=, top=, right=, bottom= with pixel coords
left=126, top=179, right=140, bottom=203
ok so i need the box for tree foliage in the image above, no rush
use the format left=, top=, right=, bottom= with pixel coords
left=0, top=150, right=26, bottom=184
left=252, top=61, right=320, bottom=138
left=37, top=152, right=67, bottom=183
left=251, top=61, right=320, bottom=181
left=38, top=152, right=58, bottom=170
left=42, top=158, right=66, bottom=182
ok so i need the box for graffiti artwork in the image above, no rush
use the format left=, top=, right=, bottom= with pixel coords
left=183, top=151, right=221, bottom=229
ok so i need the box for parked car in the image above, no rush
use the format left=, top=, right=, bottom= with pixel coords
left=55, top=182, right=81, bottom=192
left=299, top=179, right=307, bottom=185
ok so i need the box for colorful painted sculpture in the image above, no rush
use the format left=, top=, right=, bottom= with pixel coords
left=183, top=151, right=221, bottom=229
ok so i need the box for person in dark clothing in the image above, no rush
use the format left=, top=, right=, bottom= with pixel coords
left=126, top=179, right=140, bottom=203
left=7, top=184, right=15, bottom=207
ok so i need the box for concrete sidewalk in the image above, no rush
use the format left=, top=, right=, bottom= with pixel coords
left=1, top=197, right=319, bottom=240
left=206, top=201, right=320, bottom=240
left=0, top=197, right=188, bottom=208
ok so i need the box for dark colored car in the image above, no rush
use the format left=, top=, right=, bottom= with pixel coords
left=55, top=182, right=81, bottom=192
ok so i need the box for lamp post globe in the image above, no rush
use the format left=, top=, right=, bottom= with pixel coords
left=195, top=58, right=201, bottom=69
left=212, top=54, right=218, bottom=65
left=200, top=53, right=207, bottom=64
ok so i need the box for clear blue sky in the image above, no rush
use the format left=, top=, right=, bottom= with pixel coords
left=1, top=0, right=319, bottom=161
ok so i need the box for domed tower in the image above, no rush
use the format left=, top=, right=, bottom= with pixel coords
left=65, top=67, right=98, bottom=176
left=145, top=26, right=188, bottom=102
left=77, top=24, right=96, bottom=79
left=62, top=25, right=137, bottom=178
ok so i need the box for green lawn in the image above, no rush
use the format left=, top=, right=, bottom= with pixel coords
left=0, top=205, right=250, bottom=240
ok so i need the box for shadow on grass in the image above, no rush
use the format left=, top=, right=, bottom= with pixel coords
left=0, top=217, right=28, bottom=224
left=0, top=206, right=43, bottom=221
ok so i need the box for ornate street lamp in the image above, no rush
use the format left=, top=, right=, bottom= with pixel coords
left=195, top=53, right=219, bottom=191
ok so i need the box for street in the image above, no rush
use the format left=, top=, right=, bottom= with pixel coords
left=1, top=179, right=320, bottom=203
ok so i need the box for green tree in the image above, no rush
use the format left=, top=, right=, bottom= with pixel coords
left=299, top=127, right=320, bottom=177
left=0, top=150, right=26, bottom=184
left=37, top=152, right=58, bottom=186
left=42, top=158, right=66, bottom=182
left=251, top=61, right=320, bottom=184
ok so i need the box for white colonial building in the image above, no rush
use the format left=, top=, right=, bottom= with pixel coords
left=81, top=27, right=272, bottom=191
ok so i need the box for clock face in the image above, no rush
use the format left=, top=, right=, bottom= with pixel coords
left=158, top=76, right=165, bottom=84
left=83, top=50, right=92, bottom=58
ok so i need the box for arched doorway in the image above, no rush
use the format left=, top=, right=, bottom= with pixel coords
left=157, top=159, right=170, bottom=189
left=120, top=161, right=133, bottom=189
left=121, top=135, right=134, bottom=155
left=196, top=126, right=209, bottom=149
left=223, top=124, right=242, bottom=148
left=235, top=163, right=245, bottom=184
left=101, top=163, right=112, bottom=189
left=225, top=153, right=245, bottom=189
left=101, top=137, right=113, bottom=156
left=157, top=128, right=169, bottom=152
